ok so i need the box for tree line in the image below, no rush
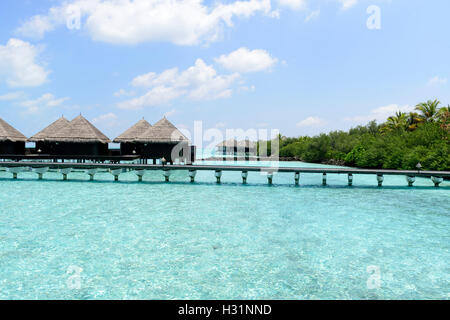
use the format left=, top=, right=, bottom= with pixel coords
left=258, top=99, right=450, bottom=171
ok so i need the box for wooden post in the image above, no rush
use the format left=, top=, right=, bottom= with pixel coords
left=135, top=170, right=145, bottom=182
left=163, top=170, right=171, bottom=182
left=86, top=169, right=97, bottom=181
left=406, top=176, right=415, bottom=187
left=60, top=168, right=72, bottom=181
left=215, top=170, right=222, bottom=184
left=377, top=174, right=384, bottom=187
left=267, top=173, right=273, bottom=185
left=188, top=170, right=197, bottom=183
left=242, top=171, right=248, bottom=184
left=431, top=176, right=443, bottom=187
left=109, top=169, right=122, bottom=182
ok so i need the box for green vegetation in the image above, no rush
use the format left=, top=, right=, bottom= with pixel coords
left=258, top=99, right=450, bottom=171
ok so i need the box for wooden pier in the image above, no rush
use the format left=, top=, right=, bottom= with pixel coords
left=0, top=161, right=449, bottom=187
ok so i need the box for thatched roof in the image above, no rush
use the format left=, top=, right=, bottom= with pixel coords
left=217, top=139, right=256, bottom=149
left=28, top=116, right=70, bottom=142
left=216, top=139, right=238, bottom=148
left=237, top=140, right=256, bottom=149
left=44, top=115, right=111, bottom=143
left=0, top=118, right=27, bottom=142
left=135, top=117, right=189, bottom=143
left=113, top=119, right=151, bottom=143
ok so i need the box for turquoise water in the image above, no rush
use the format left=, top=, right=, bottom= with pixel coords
left=0, top=161, right=449, bottom=299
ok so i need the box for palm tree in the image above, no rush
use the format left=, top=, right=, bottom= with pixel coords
left=406, top=112, right=422, bottom=131
left=381, top=112, right=407, bottom=133
left=415, top=99, right=441, bottom=122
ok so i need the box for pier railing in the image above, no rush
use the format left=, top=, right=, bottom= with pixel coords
left=0, top=161, right=449, bottom=187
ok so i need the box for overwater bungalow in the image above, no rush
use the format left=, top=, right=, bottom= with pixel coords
left=113, top=118, right=152, bottom=156
left=134, top=117, right=192, bottom=164
left=237, top=140, right=256, bottom=156
left=28, top=116, right=70, bottom=154
left=0, top=118, right=27, bottom=155
left=29, top=115, right=111, bottom=156
left=217, top=139, right=237, bottom=156
left=216, top=139, right=256, bottom=159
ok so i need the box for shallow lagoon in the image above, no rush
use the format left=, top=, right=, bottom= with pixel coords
left=0, top=161, right=449, bottom=299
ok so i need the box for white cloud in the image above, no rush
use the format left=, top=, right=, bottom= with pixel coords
left=16, top=15, right=55, bottom=40
left=118, top=86, right=184, bottom=110
left=118, top=59, right=240, bottom=110
left=215, top=47, right=278, bottom=73
left=164, top=109, right=177, bottom=117
left=0, top=39, right=49, bottom=87
left=279, top=0, right=359, bottom=12
left=296, top=116, right=326, bottom=127
left=427, top=76, right=447, bottom=87
left=132, top=68, right=179, bottom=87
left=305, top=9, right=320, bottom=22
left=339, top=0, right=358, bottom=10
left=17, top=0, right=274, bottom=46
left=0, top=91, right=25, bottom=101
left=238, top=85, right=256, bottom=92
left=20, top=93, right=70, bottom=114
left=344, top=104, right=414, bottom=123
left=113, top=88, right=135, bottom=97
left=278, top=0, right=307, bottom=10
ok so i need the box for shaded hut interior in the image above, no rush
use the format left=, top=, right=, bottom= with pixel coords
left=115, top=117, right=194, bottom=164
left=28, top=115, right=111, bottom=156
left=113, top=118, right=152, bottom=156
left=0, top=118, right=27, bottom=155
left=216, top=139, right=256, bottom=159
left=29, top=116, right=69, bottom=155
left=3, top=115, right=196, bottom=163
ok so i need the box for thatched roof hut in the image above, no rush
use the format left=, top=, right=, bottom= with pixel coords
left=0, top=118, right=27, bottom=142
left=237, top=140, right=256, bottom=150
left=121, top=117, right=192, bottom=163
left=45, top=115, right=111, bottom=143
left=26, top=115, right=110, bottom=156
left=113, top=118, right=151, bottom=143
left=28, top=116, right=70, bottom=142
left=216, top=139, right=238, bottom=148
left=0, top=118, right=27, bottom=155
left=216, top=139, right=256, bottom=159
left=136, top=117, right=188, bottom=143
left=216, top=139, right=256, bottom=150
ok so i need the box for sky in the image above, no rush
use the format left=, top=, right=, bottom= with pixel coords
left=0, top=0, right=449, bottom=141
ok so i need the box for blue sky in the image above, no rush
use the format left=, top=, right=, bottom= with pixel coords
left=0, top=0, right=449, bottom=140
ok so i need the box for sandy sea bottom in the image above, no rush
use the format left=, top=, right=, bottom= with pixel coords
left=0, top=161, right=449, bottom=299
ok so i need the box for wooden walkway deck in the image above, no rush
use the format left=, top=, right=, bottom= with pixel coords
left=0, top=161, right=449, bottom=187
left=0, top=161, right=449, bottom=177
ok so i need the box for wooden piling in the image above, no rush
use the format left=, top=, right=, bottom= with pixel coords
left=242, top=171, right=248, bottom=184
left=294, top=172, right=300, bottom=186
left=377, top=174, right=384, bottom=187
